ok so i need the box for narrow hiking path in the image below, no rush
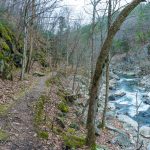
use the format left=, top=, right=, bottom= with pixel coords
left=0, top=73, right=53, bottom=150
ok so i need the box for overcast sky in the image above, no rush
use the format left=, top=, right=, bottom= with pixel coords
left=62, top=0, right=133, bottom=24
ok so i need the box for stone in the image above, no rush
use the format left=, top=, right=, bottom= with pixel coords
left=147, top=144, right=150, bottom=150
left=65, top=95, right=77, bottom=103
left=109, top=86, right=116, bottom=90
left=110, top=72, right=120, bottom=80
left=55, top=117, right=65, bottom=128
left=69, top=123, right=80, bottom=130
left=117, top=115, right=138, bottom=130
left=139, top=126, right=150, bottom=138
left=95, top=128, right=101, bottom=136
left=111, top=133, right=131, bottom=148
left=108, top=103, right=116, bottom=110
left=109, top=95, right=116, bottom=101
left=33, top=72, right=45, bottom=77
left=114, top=91, right=126, bottom=98
left=143, top=99, right=150, bottom=105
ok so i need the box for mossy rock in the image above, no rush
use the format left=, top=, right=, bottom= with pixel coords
left=0, top=23, right=12, bottom=42
left=69, top=123, right=80, bottom=130
left=0, top=130, right=9, bottom=141
left=53, top=126, right=63, bottom=134
left=37, top=131, right=49, bottom=140
left=62, top=129, right=85, bottom=149
left=33, top=72, right=45, bottom=77
left=0, top=40, right=10, bottom=51
left=55, top=117, right=65, bottom=128
left=0, top=104, right=10, bottom=116
left=58, top=102, right=69, bottom=113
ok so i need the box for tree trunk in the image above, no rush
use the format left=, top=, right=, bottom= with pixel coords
left=86, top=0, right=144, bottom=147
left=101, top=56, right=109, bottom=129
left=21, top=25, right=27, bottom=80
left=26, top=0, right=35, bottom=73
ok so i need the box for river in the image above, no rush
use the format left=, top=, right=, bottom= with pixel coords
left=109, top=74, right=150, bottom=125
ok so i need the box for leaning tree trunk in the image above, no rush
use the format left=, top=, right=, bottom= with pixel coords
left=101, top=0, right=112, bottom=129
left=86, top=0, right=145, bottom=147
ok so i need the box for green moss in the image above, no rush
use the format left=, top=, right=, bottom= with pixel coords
left=57, top=89, right=70, bottom=103
left=58, top=102, right=69, bottom=113
left=0, top=130, right=9, bottom=141
left=62, top=129, right=85, bottom=148
left=0, top=23, right=12, bottom=42
left=1, top=41, right=10, bottom=51
left=53, top=126, right=63, bottom=134
left=34, top=95, right=47, bottom=126
left=37, top=131, right=48, bottom=140
left=91, top=144, right=109, bottom=150
left=0, top=104, right=10, bottom=116
left=45, top=78, right=51, bottom=87
left=34, top=95, right=52, bottom=141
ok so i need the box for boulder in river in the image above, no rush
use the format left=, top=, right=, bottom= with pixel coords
left=114, top=91, right=126, bottom=98
left=108, top=95, right=116, bottom=101
left=139, top=126, right=150, bottom=138
left=110, top=72, right=120, bottom=80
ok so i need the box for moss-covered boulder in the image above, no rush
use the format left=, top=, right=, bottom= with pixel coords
left=0, top=130, right=9, bottom=141
left=58, top=102, right=69, bottom=113
left=62, top=128, right=85, bottom=149
left=0, top=22, right=22, bottom=79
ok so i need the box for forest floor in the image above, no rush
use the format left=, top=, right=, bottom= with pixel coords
left=1, top=67, right=147, bottom=150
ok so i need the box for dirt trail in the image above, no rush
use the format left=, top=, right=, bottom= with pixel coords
left=0, top=74, right=52, bottom=150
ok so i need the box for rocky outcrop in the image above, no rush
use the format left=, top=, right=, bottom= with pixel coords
left=139, top=126, right=150, bottom=138
left=117, top=115, right=138, bottom=130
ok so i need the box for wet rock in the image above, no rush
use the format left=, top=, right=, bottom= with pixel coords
left=109, top=79, right=117, bottom=87
left=123, top=72, right=136, bottom=77
left=108, top=103, right=116, bottom=110
left=110, top=72, right=120, bottom=80
left=143, top=98, right=150, bottom=105
left=139, top=126, right=150, bottom=138
left=109, top=86, right=116, bottom=90
left=109, top=95, right=116, bottom=101
left=114, top=91, right=126, bottom=98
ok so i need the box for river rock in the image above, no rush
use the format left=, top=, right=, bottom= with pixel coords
left=147, top=144, right=150, bottom=150
left=109, top=79, right=117, bottom=87
left=117, top=115, right=138, bottom=130
left=114, top=91, right=126, bottom=98
left=109, top=95, right=116, bottom=101
left=110, top=72, right=120, bottom=80
left=123, top=71, right=136, bottom=77
left=139, top=126, right=150, bottom=138
left=108, top=103, right=116, bottom=110
left=143, top=99, right=150, bottom=105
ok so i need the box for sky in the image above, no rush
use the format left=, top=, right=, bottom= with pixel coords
left=62, top=0, right=133, bottom=24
